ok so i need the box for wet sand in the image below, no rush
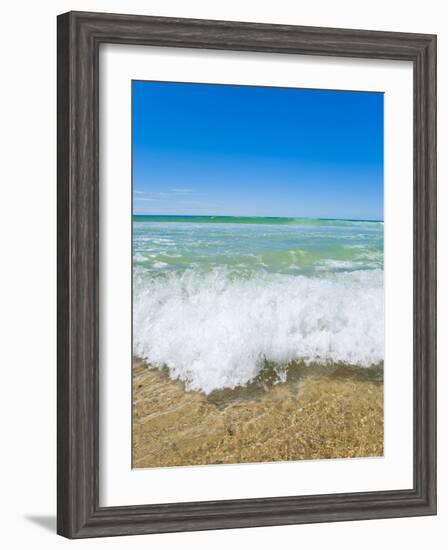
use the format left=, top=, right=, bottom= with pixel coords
left=133, top=361, right=383, bottom=468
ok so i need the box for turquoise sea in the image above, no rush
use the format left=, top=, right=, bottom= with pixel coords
left=133, top=216, right=384, bottom=393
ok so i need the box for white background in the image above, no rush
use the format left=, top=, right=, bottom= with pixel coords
left=0, top=0, right=445, bottom=548
left=100, top=45, right=413, bottom=506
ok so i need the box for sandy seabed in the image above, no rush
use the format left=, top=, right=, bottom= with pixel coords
left=132, top=360, right=383, bottom=469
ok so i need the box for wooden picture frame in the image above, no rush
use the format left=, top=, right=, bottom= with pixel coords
left=57, top=11, right=437, bottom=538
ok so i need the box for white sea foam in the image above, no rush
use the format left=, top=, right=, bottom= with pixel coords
left=315, top=259, right=359, bottom=270
left=133, top=268, right=384, bottom=393
left=152, top=261, right=169, bottom=269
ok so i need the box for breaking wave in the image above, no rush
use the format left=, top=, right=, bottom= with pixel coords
left=133, top=267, right=384, bottom=393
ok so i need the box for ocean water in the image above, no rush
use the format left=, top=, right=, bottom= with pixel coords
left=133, top=216, right=384, bottom=393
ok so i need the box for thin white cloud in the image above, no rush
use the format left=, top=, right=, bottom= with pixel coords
left=133, top=191, right=169, bottom=198
left=179, top=200, right=212, bottom=206
left=132, top=188, right=220, bottom=214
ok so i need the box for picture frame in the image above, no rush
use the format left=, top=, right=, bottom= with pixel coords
left=57, top=10, right=437, bottom=538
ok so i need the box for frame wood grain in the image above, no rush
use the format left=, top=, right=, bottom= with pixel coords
left=57, top=11, right=437, bottom=538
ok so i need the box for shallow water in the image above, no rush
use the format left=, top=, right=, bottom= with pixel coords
left=133, top=361, right=384, bottom=468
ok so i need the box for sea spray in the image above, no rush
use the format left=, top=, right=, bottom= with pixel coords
left=133, top=267, right=384, bottom=393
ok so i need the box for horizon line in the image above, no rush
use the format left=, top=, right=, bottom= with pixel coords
left=132, top=213, right=384, bottom=223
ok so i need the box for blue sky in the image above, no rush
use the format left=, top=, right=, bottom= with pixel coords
left=132, top=81, right=383, bottom=220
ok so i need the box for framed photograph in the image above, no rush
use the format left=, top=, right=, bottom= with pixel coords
left=57, top=11, right=437, bottom=538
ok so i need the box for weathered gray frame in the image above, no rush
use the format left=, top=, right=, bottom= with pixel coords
left=57, top=11, right=437, bottom=538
